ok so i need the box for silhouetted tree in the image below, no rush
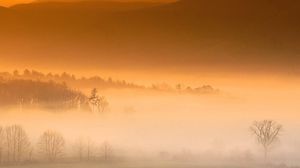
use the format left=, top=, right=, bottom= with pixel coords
left=38, top=130, right=65, bottom=162
left=13, top=70, right=19, bottom=77
left=27, top=147, right=34, bottom=162
left=31, top=70, right=44, bottom=79
left=0, top=126, right=3, bottom=163
left=176, top=84, right=182, bottom=92
left=86, top=138, right=95, bottom=161
left=5, top=125, right=31, bottom=163
left=46, top=73, right=54, bottom=78
left=88, top=88, right=109, bottom=113
left=97, top=96, right=109, bottom=113
left=250, top=120, right=282, bottom=162
left=89, top=88, right=98, bottom=113
left=74, top=137, right=97, bottom=161
left=100, top=141, right=112, bottom=161
left=23, top=69, right=31, bottom=77
left=74, top=137, right=85, bottom=161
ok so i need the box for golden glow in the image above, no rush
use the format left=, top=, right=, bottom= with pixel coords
left=0, top=0, right=175, bottom=7
left=0, top=0, right=299, bottom=165
left=0, top=0, right=33, bottom=7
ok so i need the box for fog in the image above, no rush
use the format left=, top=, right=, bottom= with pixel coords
left=1, top=0, right=299, bottom=167
left=1, top=75, right=300, bottom=167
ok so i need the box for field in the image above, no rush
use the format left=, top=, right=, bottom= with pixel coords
left=0, top=161, right=250, bottom=168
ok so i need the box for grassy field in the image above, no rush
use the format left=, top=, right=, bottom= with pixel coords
left=0, top=161, right=249, bottom=168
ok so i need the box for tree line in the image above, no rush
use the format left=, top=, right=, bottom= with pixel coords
left=0, top=70, right=144, bottom=91
left=0, top=125, right=113, bottom=165
left=0, top=70, right=219, bottom=95
left=0, top=79, right=87, bottom=111
left=0, top=79, right=109, bottom=113
left=0, top=120, right=283, bottom=165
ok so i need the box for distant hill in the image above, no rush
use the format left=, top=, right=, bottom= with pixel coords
left=0, top=0, right=299, bottom=73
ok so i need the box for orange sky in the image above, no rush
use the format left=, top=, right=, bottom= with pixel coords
left=0, top=0, right=300, bottom=164
left=0, top=0, right=174, bottom=7
left=0, top=0, right=33, bottom=6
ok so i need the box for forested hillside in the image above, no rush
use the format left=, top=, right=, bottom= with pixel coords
left=0, top=79, right=87, bottom=110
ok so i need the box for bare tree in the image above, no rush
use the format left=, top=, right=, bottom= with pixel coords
left=27, top=147, right=34, bottom=162
left=19, top=97, right=24, bottom=113
left=38, top=130, right=65, bottom=162
left=100, top=141, right=112, bottom=161
left=89, top=88, right=109, bottom=113
left=97, top=96, right=109, bottom=113
left=0, top=126, right=4, bottom=163
left=86, top=138, right=95, bottom=161
left=74, top=137, right=85, bottom=161
left=5, top=125, right=31, bottom=163
left=250, top=120, right=282, bottom=162
left=89, top=88, right=99, bottom=113
left=73, top=137, right=96, bottom=161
